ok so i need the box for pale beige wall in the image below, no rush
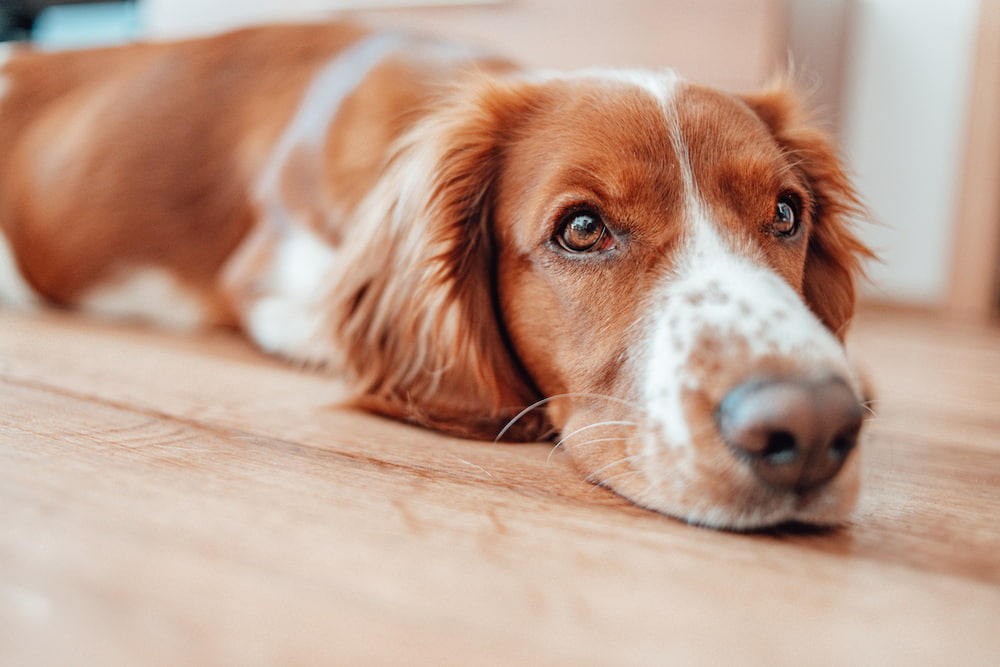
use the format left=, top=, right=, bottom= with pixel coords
left=786, top=0, right=853, bottom=132
left=141, top=0, right=787, bottom=91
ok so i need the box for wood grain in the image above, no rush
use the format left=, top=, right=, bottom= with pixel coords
left=2, top=308, right=999, bottom=665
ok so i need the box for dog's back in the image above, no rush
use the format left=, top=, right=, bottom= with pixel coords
left=0, top=26, right=355, bottom=313
left=0, top=24, right=501, bottom=327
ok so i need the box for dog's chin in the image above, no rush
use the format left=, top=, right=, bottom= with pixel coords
left=587, top=453, right=862, bottom=532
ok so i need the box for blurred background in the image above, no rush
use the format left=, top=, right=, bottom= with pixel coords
left=2, top=0, right=998, bottom=324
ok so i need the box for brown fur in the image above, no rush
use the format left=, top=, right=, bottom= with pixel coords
left=741, top=84, right=875, bottom=337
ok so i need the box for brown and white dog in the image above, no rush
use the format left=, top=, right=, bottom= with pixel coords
left=0, top=23, right=873, bottom=529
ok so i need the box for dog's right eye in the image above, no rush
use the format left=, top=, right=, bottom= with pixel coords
left=770, top=193, right=802, bottom=238
left=556, top=209, right=609, bottom=253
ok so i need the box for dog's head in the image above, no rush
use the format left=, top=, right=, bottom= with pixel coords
left=335, top=70, right=873, bottom=529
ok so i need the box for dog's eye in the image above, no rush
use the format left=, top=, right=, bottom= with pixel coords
left=772, top=195, right=800, bottom=237
left=556, top=210, right=608, bottom=253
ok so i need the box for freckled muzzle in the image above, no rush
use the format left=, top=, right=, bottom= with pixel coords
left=629, top=240, right=865, bottom=528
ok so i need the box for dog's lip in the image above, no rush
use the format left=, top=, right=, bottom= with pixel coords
left=791, top=486, right=829, bottom=511
left=621, top=448, right=855, bottom=529
left=563, top=386, right=860, bottom=529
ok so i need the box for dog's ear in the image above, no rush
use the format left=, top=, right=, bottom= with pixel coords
left=742, top=84, right=875, bottom=339
left=332, top=76, right=549, bottom=441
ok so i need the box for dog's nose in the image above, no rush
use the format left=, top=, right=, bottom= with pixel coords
left=717, top=376, right=864, bottom=492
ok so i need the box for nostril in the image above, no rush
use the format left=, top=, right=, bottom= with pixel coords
left=717, top=375, right=863, bottom=493
left=762, top=431, right=799, bottom=465
left=830, top=423, right=862, bottom=461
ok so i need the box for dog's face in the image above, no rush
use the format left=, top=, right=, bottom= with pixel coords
left=337, top=70, right=871, bottom=530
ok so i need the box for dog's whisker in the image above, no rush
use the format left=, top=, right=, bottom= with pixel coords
left=585, top=468, right=643, bottom=495
left=584, top=454, right=646, bottom=484
left=495, top=392, right=638, bottom=443
left=555, top=420, right=636, bottom=450
left=563, top=435, right=632, bottom=451
left=546, top=435, right=630, bottom=464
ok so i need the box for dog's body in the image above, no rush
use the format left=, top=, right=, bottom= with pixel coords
left=0, top=23, right=872, bottom=529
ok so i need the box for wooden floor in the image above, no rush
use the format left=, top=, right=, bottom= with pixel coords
left=2, top=306, right=999, bottom=665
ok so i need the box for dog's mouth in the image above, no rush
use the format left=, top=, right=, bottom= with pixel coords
left=587, top=441, right=862, bottom=531
left=555, top=380, right=866, bottom=531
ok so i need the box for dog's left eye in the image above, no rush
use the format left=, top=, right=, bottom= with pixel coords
left=771, top=195, right=800, bottom=237
left=556, top=210, right=609, bottom=253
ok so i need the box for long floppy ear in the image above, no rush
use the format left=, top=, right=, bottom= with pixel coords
left=331, top=76, right=549, bottom=441
left=742, top=83, right=875, bottom=339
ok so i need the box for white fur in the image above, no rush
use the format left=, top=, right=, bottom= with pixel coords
left=633, top=201, right=861, bottom=528
left=238, top=33, right=405, bottom=366
left=0, top=45, right=29, bottom=313
left=640, top=86, right=858, bottom=457
left=597, top=68, right=682, bottom=106
left=79, top=267, right=209, bottom=331
left=0, top=42, right=13, bottom=102
left=245, top=224, right=339, bottom=365
left=0, top=233, right=39, bottom=308
left=642, top=215, right=858, bottom=451
left=639, top=283, right=857, bottom=533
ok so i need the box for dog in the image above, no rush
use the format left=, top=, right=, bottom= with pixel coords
left=0, top=23, right=873, bottom=529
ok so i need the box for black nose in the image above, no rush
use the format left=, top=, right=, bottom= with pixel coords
left=717, top=376, right=864, bottom=492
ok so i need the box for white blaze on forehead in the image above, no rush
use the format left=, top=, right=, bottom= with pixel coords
left=521, top=67, right=683, bottom=107
left=586, top=68, right=683, bottom=106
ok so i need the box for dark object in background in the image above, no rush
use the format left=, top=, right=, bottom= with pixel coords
left=0, top=0, right=131, bottom=41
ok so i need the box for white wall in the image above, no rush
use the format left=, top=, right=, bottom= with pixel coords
left=840, top=0, right=980, bottom=305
